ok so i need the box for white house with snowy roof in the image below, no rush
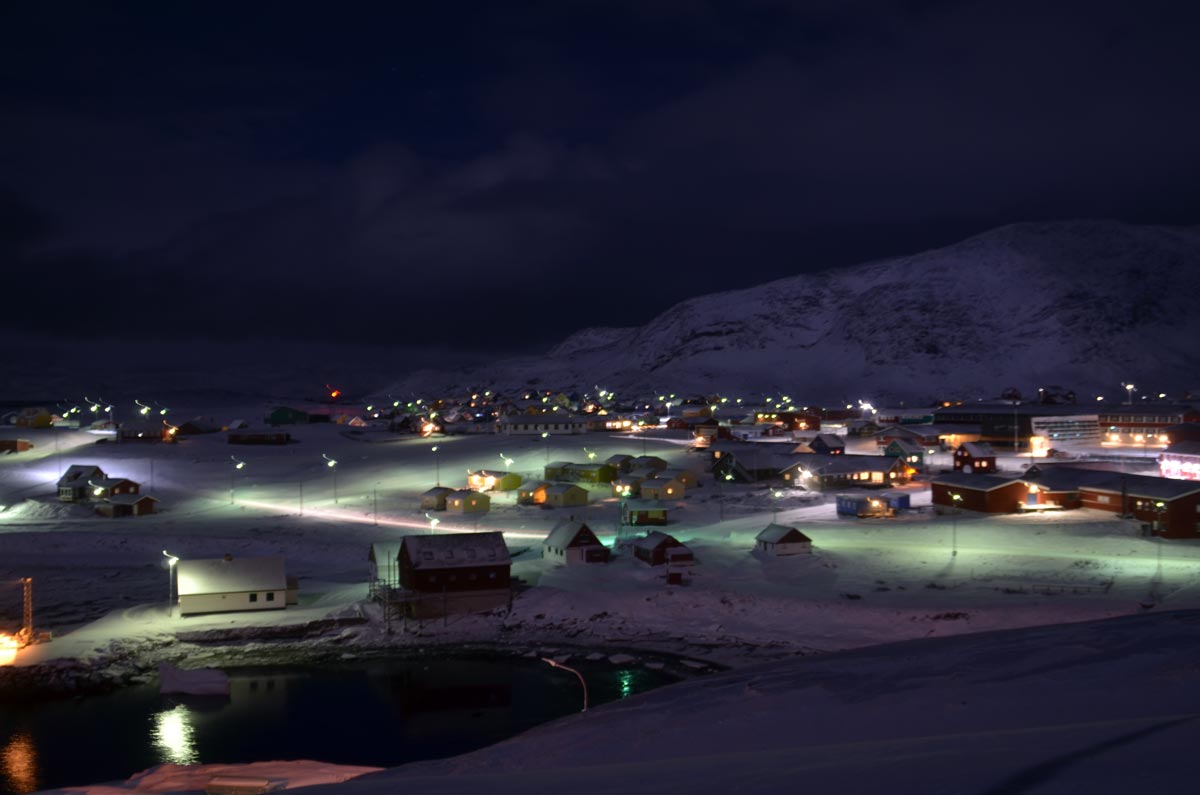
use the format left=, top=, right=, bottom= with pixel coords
left=175, top=554, right=289, bottom=617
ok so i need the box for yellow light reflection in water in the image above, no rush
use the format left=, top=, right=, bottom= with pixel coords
left=2, top=733, right=39, bottom=794
left=152, top=705, right=199, bottom=765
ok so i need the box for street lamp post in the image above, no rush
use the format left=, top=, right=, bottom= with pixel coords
left=542, top=657, right=588, bottom=712
left=162, top=550, right=179, bottom=615
left=1123, top=382, right=1136, bottom=406
left=541, top=431, right=550, bottom=463
left=950, top=492, right=963, bottom=556
left=431, top=445, right=440, bottom=486
left=229, top=456, right=245, bottom=504
left=323, top=454, right=338, bottom=503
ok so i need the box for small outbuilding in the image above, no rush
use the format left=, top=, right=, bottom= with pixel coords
left=175, top=555, right=289, bottom=617
left=543, top=519, right=609, bottom=564
left=755, top=524, right=813, bottom=556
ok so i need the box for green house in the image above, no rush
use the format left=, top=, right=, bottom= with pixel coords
left=266, top=406, right=311, bottom=426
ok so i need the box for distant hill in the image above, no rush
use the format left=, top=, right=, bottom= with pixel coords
left=393, top=220, right=1200, bottom=402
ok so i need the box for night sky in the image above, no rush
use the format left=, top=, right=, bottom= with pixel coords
left=4, top=1, right=1200, bottom=357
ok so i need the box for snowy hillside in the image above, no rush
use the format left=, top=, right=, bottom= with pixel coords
left=394, top=221, right=1200, bottom=401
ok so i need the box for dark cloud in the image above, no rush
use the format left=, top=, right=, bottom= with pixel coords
left=2, top=1, right=1199, bottom=353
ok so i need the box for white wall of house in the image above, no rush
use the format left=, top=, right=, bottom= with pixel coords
left=178, top=589, right=287, bottom=616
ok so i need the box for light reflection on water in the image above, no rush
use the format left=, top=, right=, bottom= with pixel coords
left=1, top=733, right=37, bottom=794
left=151, top=705, right=198, bottom=765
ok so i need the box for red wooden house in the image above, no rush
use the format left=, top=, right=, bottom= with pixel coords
left=954, top=443, right=997, bottom=473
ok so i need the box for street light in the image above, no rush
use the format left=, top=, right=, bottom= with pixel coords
left=425, top=512, right=440, bottom=534
left=162, top=550, right=179, bottom=615
left=949, top=492, right=963, bottom=556
left=542, top=657, right=588, bottom=712
left=541, top=431, right=550, bottom=463
left=1123, top=382, right=1136, bottom=406
left=431, top=445, right=441, bottom=485
left=323, top=454, right=338, bottom=503
left=135, top=399, right=151, bottom=416
left=229, top=456, right=246, bottom=504
left=499, top=452, right=514, bottom=471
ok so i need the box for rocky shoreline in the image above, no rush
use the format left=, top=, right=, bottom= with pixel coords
left=0, top=610, right=759, bottom=703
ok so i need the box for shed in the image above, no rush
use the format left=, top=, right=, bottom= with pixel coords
left=175, top=555, right=288, bottom=617
left=543, top=519, right=609, bottom=564
left=420, top=486, right=456, bottom=510
left=0, top=439, right=33, bottom=454
left=446, top=489, right=490, bottom=513
left=632, top=531, right=694, bottom=567
left=755, top=524, right=813, bottom=556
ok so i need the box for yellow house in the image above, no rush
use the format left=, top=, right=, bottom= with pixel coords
left=641, top=478, right=685, bottom=500
left=467, top=469, right=523, bottom=492
left=447, top=489, right=490, bottom=513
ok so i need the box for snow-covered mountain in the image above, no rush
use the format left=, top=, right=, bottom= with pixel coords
left=394, top=221, right=1200, bottom=402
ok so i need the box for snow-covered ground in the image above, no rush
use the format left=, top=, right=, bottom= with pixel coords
left=2, top=412, right=1195, bottom=791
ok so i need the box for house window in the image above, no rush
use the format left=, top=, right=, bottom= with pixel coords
left=249, top=593, right=258, bottom=603
left=266, top=592, right=275, bottom=602
left=489, top=572, right=497, bottom=579
left=1097, top=495, right=1111, bottom=504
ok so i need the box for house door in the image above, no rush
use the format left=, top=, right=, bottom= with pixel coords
left=1026, top=492, right=1038, bottom=506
